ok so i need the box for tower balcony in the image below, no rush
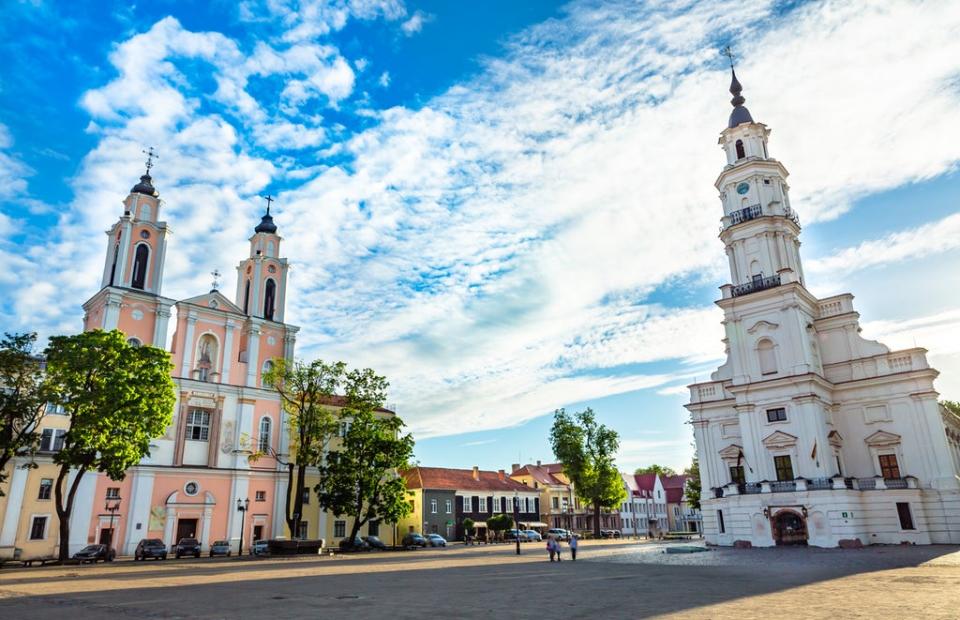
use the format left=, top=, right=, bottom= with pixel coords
left=730, top=204, right=762, bottom=225
left=731, top=274, right=781, bottom=297
left=721, top=205, right=800, bottom=232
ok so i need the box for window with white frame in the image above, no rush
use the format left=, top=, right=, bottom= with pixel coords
left=258, top=417, right=272, bottom=453
left=492, top=497, right=500, bottom=512
left=39, top=429, right=66, bottom=452
left=462, top=496, right=472, bottom=512
left=430, top=499, right=438, bottom=514
left=445, top=499, right=452, bottom=514
left=45, top=402, right=66, bottom=415
left=255, top=490, right=266, bottom=502
left=478, top=497, right=487, bottom=512
left=38, top=479, right=52, bottom=500
left=185, top=409, right=211, bottom=441
left=106, top=487, right=120, bottom=500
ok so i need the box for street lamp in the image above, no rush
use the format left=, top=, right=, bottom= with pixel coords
left=105, top=497, right=122, bottom=560
left=237, top=498, right=250, bottom=556
left=513, top=491, right=521, bottom=556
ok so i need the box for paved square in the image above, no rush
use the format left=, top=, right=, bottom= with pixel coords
left=1, top=540, right=959, bottom=619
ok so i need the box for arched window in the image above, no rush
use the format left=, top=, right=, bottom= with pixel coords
left=735, top=139, right=746, bottom=160
left=127, top=337, right=142, bottom=347
left=758, top=339, right=777, bottom=375
left=258, top=417, right=272, bottom=453
left=264, top=279, right=276, bottom=321
left=131, top=244, right=149, bottom=290
left=243, top=280, right=251, bottom=314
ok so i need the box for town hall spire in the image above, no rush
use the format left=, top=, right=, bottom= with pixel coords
left=723, top=47, right=754, bottom=128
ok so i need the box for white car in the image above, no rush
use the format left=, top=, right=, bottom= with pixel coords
left=251, top=540, right=269, bottom=555
left=547, top=528, right=570, bottom=541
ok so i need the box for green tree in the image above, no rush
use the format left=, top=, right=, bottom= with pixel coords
left=44, top=330, right=175, bottom=561
left=0, top=333, right=48, bottom=497
left=462, top=517, right=475, bottom=537
left=549, top=407, right=627, bottom=537
left=634, top=464, right=677, bottom=476
left=684, top=457, right=701, bottom=511
left=943, top=401, right=960, bottom=417
left=315, top=368, right=414, bottom=542
left=487, top=513, right=513, bottom=541
left=260, top=358, right=344, bottom=539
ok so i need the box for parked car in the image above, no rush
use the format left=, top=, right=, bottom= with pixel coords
left=522, top=530, right=542, bottom=542
left=209, top=540, right=232, bottom=557
left=426, top=534, right=447, bottom=547
left=134, top=538, right=167, bottom=561
left=363, top=535, right=387, bottom=550
left=401, top=532, right=427, bottom=548
left=504, top=529, right=528, bottom=541
left=174, top=538, right=201, bottom=559
left=73, top=544, right=115, bottom=563
left=600, top=529, right=622, bottom=539
left=251, top=540, right=270, bottom=555
left=547, top=528, right=570, bottom=541
left=339, top=536, right=370, bottom=551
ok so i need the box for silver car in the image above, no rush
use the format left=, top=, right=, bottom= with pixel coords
left=426, top=534, right=447, bottom=547
left=251, top=540, right=270, bottom=555
left=209, top=540, right=232, bottom=557
left=522, top=530, right=542, bottom=542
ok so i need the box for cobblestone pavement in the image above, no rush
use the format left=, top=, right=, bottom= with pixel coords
left=1, top=539, right=958, bottom=619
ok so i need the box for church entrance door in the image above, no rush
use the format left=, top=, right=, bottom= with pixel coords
left=772, top=510, right=807, bottom=546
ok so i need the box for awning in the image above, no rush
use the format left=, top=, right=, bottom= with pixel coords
left=520, top=522, right=549, bottom=528
left=472, top=522, right=488, bottom=528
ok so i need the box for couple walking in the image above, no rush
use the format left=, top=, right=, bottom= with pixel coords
left=547, top=534, right=577, bottom=562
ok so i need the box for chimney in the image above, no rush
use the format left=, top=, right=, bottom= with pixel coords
left=511, top=463, right=520, bottom=473
left=472, top=466, right=480, bottom=480
left=498, top=469, right=505, bottom=481
left=536, top=460, right=541, bottom=467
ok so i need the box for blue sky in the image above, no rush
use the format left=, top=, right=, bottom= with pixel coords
left=1, top=0, right=959, bottom=473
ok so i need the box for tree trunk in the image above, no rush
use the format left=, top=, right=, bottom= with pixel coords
left=54, top=463, right=87, bottom=562
left=593, top=501, right=601, bottom=538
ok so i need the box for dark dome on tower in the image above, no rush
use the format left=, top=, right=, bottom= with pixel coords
left=727, top=69, right=755, bottom=128
left=131, top=174, right=158, bottom=197
left=254, top=211, right=277, bottom=234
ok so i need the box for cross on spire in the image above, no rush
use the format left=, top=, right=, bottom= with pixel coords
left=211, top=269, right=222, bottom=292
left=722, top=46, right=735, bottom=70
left=142, top=146, right=158, bottom=175
left=262, top=194, right=274, bottom=214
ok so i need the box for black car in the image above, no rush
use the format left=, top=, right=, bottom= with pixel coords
left=134, top=538, right=168, bottom=561
left=338, top=536, right=370, bottom=551
left=173, top=537, right=201, bottom=558
left=401, top=533, right=427, bottom=548
left=363, top=535, right=387, bottom=550
left=73, top=544, right=115, bottom=563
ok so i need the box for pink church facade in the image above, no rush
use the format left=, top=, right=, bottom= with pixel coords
left=73, top=164, right=299, bottom=555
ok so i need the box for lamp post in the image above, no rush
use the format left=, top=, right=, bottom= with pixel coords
left=513, top=491, right=521, bottom=556
left=237, top=498, right=250, bottom=556
left=105, top=497, right=122, bottom=560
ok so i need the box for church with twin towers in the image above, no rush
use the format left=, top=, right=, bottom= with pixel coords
left=686, top=65, right=960, bottom=547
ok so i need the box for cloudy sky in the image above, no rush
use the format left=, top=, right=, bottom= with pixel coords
left=1, top=0, right=959, bottom=472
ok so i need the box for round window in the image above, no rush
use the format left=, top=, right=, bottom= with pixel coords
left=267, top=265, right=277, bottom=273
left=140, top=230, right=151, bottom=239
left=184, top=481, right=199, bottom=496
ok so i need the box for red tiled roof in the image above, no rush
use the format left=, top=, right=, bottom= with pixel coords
left=402, top=467, right=533, bottom=492
left=511, top=463, right=567, bottom=486
left=661, top=474, right=689, bottom=488
left=633, top=473, right=659, bottom=491
left=316, top=394, right=394, bottom=414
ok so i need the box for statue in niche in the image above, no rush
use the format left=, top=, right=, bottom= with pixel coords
left=220, top=420, right=235, bottom=454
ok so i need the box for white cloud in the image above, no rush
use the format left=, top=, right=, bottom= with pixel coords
left=377, top=71, right=390, bottom=88
left=808, top=212, right=960, bottom=274
left=401, top=10, right=431, bottom=36
left=0, top=123, right=33, bottom=200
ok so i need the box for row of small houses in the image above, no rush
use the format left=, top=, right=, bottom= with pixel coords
left=399, top=463, right=701, bottom=541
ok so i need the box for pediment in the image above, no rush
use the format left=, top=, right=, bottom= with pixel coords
left=179, top=290, right=244, bottom=314
left=864, top=430, right=901, bottom=447
left=827, top=430, right=843, bottom=447
left=747, top=320, right=780, bottom=334
left=718, top=444, right=743, bottom=459
left=762, top=430, right=798, bottom=448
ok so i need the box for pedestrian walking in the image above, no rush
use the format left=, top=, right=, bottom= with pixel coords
left=547, top=536, right=556, bottom=562
left=569, top=534, right=578, bottom=561
left=555, top=537, right=562, bottom=562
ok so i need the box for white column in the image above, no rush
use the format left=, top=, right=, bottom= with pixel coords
left=273, top=474, right=288, bottom=538
left=221, top=319, right=236, bottom=383
left=103, top=292, right=124, bottom=331
left=200, top=506, right=213, bottom=551
left=163, top=507, right=176, bottom=546
left=276, top=263, right=289, bottom=323
left=116, top=220, right=133, bottom=286
left=123, top=469, right=155, bottom=555
left=0, top=464, right=29, bottom=547
left=67, top=471, right=98, bottom=554
left=153, top=304, right=172, bottom=349
left=153, top=231, right=168, bottom=294
left=251, top=258, right=263, bottom=318
left=245, top=326, right=261, bottom=387
left=227, top=476, right=250, bottom=544
left=180, top=314, right=197, bottom=375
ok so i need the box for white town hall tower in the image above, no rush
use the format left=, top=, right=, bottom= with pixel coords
left=686, top=67, right=960, bottom=547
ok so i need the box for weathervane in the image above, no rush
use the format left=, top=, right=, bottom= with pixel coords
left=211, top=269, right=222, bottom=292
left=261, top=194, right=274, bottom=214
left=721, top=46, right=735, bottom=69
left=142, top=146, right=158, bottom=175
